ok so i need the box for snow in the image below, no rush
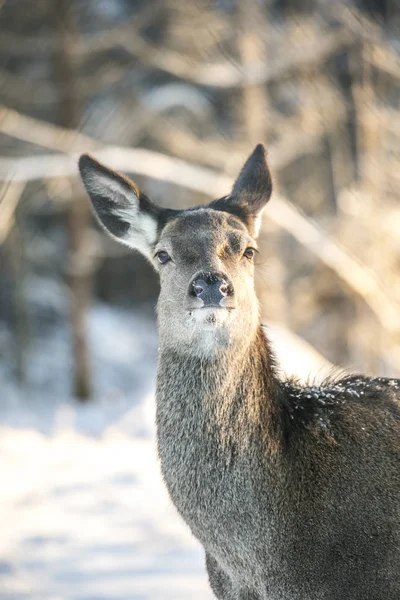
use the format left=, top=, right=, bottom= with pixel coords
left=0, top=305, right=213, bottom=599
left=0, top=427, right=212, bottom=599
left=0, top=303, right=330, bottom=599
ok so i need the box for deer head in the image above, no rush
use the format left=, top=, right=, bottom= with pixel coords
left=79, top=144, right=272, bottom=356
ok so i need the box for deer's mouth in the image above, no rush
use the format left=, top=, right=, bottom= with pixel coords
left=185, top=296, right=236, bottom=312
left=188, top=306, right=234, bottom=328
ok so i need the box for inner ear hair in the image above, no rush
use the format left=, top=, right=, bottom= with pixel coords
left=79, top=154, right=140, bottom=204
left=78, top=154, right=160, bottom=257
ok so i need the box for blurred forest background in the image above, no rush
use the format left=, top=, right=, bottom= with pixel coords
left=0, top=1, right=400, bottom=598
left=1, top=0, right=400, bottom=400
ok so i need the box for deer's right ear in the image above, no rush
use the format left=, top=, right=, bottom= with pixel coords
left=78, top=154, right=160, bottom=260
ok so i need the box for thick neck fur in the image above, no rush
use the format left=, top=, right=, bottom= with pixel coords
left=156, top=325, right=281, bottom=466
left=155, top=324, right=282, bottom=558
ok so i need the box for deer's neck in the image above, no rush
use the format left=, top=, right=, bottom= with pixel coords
left=156, top=325, right=280, bottom=470
left=156, top=326, right=281, bottom=543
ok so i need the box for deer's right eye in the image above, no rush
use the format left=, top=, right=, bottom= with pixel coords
left=156, top=250, right=171, bottom=265
left=243, top=247, right=257, bottom=260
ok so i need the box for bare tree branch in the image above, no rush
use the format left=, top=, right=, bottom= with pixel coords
left=0, top=22, right=353, bottom=90
left=0, top=0, right=163, bottom=57
left=370, top=46, right=400, bottom=81
left=106, top=28, right=353, bottom=88
left=0, top=103, right=340, bottom=175
left=0, top=180, right=26, bottom=244
left=0, top=63, right=138, bottom=107
left=0, top=105, right=100, bottom=152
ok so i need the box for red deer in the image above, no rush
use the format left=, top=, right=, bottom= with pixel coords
left=79, top=144, right=399, bottom=599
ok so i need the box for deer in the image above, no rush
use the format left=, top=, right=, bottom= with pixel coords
left=79, top=144, right=399, bottom=600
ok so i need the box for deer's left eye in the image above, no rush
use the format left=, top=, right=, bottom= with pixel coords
left=243, top=247, right=256, bottom=260
left=156, top=251, right=171, bottom=265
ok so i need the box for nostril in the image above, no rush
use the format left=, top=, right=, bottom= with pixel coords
left=193, top=284, right=204, bottom=296
left=219, top=282, right=229, bottom=297
left=192, top=280, right=205, bottom=297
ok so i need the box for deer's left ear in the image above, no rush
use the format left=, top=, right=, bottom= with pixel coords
left=210, top=144, right=272, bottom=237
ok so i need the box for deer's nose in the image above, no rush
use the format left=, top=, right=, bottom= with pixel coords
left=189, top=273, right=233, bottom=307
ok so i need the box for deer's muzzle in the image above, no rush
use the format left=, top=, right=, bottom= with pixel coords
left=186, top=271, right=235, bottom=310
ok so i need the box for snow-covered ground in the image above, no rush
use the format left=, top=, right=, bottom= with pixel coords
left=0, top=305, right=213, bottom=599
left=0, top=303, right=330, bottom=600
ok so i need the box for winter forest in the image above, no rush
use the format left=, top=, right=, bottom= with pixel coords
left=0, top=0, right=399, bottom=598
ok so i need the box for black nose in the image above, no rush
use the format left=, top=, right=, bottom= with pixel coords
left=190, top=272, right=233, bottom=307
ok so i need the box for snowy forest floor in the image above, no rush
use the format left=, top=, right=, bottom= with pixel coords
left=0, top=303, right=330, bottom=600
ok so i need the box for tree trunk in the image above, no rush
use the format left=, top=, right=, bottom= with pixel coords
left=54, top=0, right=92, bottom=400
left=237, top=0, right=268, bottom=146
